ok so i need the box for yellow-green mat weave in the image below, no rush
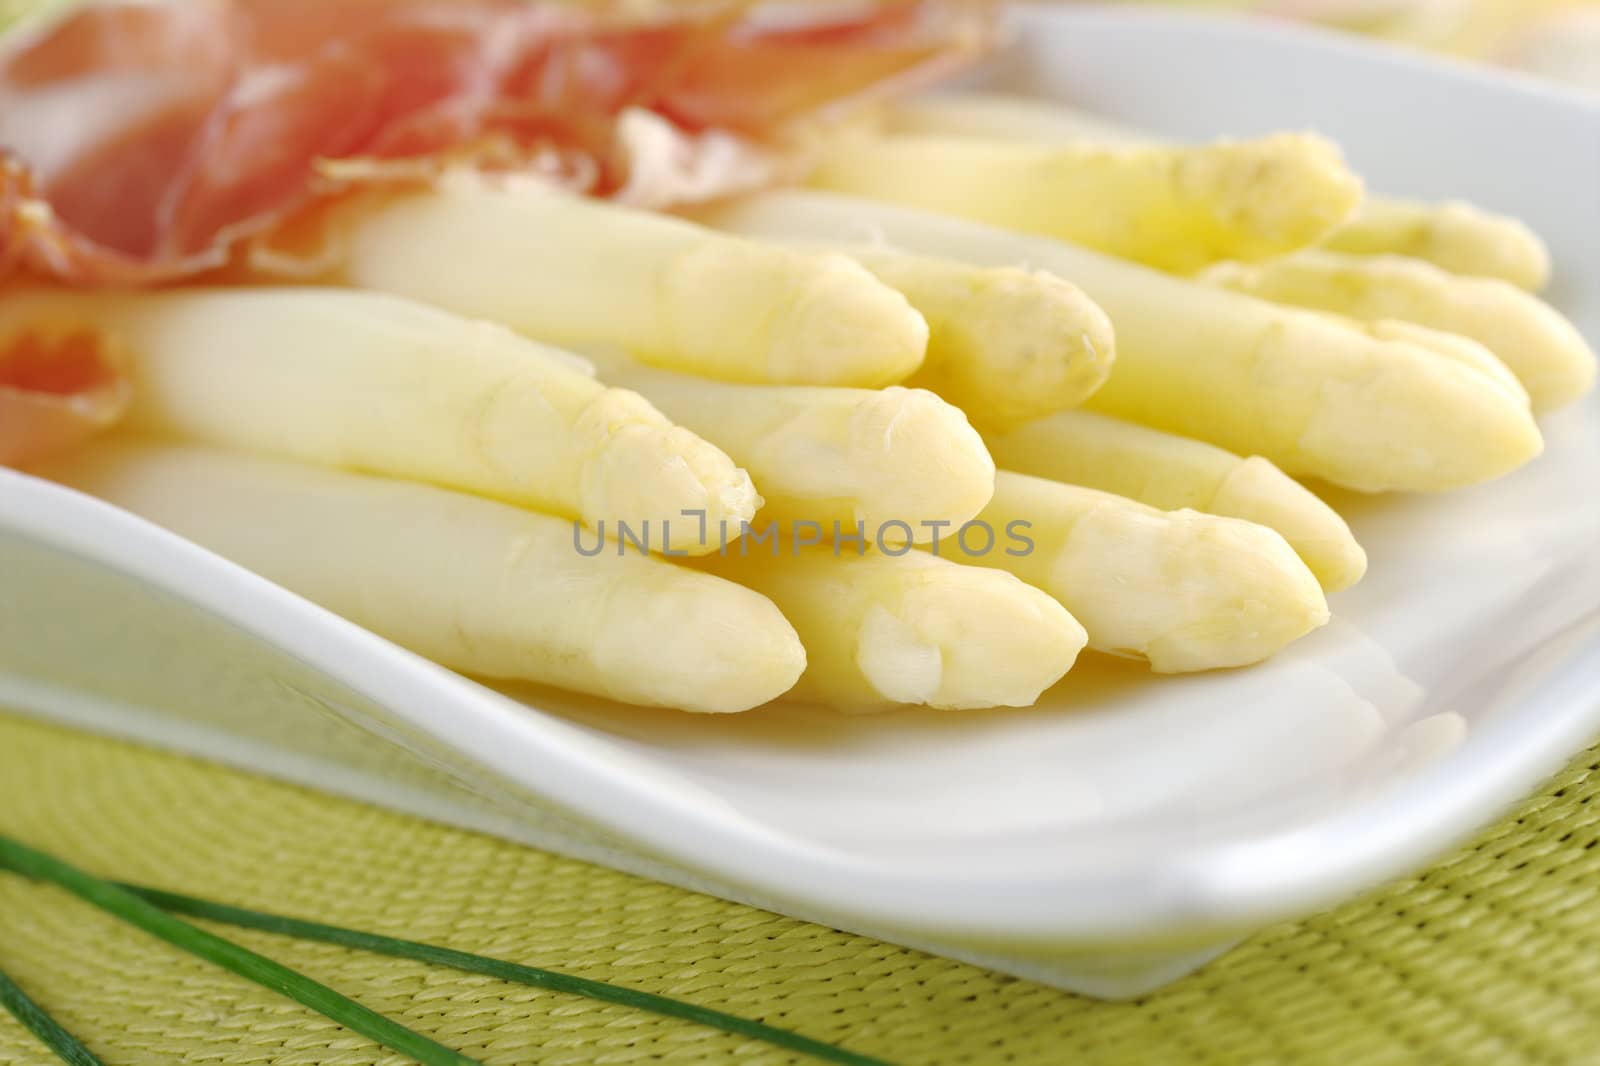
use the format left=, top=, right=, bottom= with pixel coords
left=2, top=710, right=1598, bottom=1065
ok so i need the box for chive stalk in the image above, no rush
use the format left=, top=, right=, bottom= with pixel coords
left=0, top=964, right=104, bottom=1066
left=125, top=884, right=893, bottom=1066
left=0, top=834, right=892, bottom=1066
left=0, top=834, right=478, bottom=1066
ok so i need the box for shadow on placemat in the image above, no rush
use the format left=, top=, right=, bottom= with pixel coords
left=0, top=710, right=1597, bottom=1066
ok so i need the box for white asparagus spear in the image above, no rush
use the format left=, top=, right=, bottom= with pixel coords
left=1246, top=309, right=1531, bottom=408
left=696, top=192, right=1544, bottom=493
left=698, top=545, right=1085, bottom=711
left=835, top=244, right=1116, bottom=423
left=984, top=411, right=1367, bottom=593
left=587, top=350, right=994, bottom=542
left=1201, top=251, right=1593, bottom=410
left=888, top=92, right=1553, bottom=290
left=32, top=441, right=805, bottom=714
left=805, top=131, right=1362, bottom=273
left=888, top=92, right=1146, bottom=144
left=959, top=472, right=1330, bottom=673
left=1359, top=319, right=1530, bottom=406
left=338, top=178, right=928, bottom=388
left=1322, top=198, right=1551, bottom=291
left=0, top=287, right=756, bottom=555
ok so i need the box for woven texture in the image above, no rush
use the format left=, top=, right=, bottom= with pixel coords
left=2, top=712, right=1599, bottom=1066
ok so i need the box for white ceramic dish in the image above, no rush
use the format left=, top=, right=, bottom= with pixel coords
left=3, top=5, right=1599, bottom=1000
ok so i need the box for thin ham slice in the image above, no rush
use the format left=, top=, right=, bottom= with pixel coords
left=0, top=325, right=128, bottom=465
left=0, top=0, right=988, bottom=463
left=0, top=0, right=986, bottom=283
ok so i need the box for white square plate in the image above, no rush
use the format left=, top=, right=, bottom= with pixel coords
left=3, top=4, right=1599, bottom=999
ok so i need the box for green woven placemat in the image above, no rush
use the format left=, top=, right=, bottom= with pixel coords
left=1, top=710, right=1598, bottom=1066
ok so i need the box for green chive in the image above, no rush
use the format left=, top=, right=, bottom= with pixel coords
left=0, top=964, right=103, bottom=1066
left=123, top=884, right=893, bottom=1066
left=0, top=835, right=479, bottom=1066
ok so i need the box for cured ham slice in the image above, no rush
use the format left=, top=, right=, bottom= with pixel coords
left=0, top=0, right=986, bottom=462
left=0, top=0, right=985, bottom=284
left=0, top=324, right=127, bottom=465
